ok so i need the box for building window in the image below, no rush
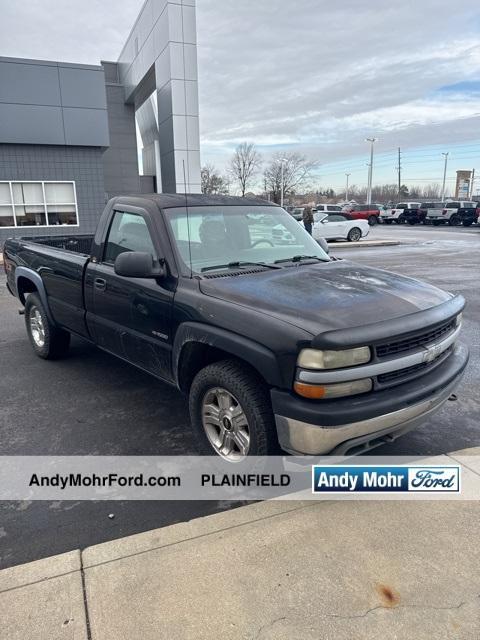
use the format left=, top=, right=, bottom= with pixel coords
left=0, top=181, right=78, bottom=228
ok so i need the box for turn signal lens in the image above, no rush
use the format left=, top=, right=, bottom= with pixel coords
left=297, top=346, right=371, bottom=370
left=293, top=382, right=326, bottom=399
left=294, top=378, right=372, bottom=399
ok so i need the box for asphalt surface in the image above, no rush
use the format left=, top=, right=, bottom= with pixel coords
left=1, top=223, right=479, bottom=569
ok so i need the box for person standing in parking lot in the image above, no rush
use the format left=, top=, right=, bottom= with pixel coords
left=303, top=206, right=314, bottom=235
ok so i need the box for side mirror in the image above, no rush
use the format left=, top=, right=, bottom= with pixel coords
left=317, top=237, right=329, bottom=254
left=114, top=251, right=165, bottom=278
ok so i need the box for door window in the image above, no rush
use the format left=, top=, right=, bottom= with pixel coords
left=104, top=211, right=155, bottom=264
left=326, top=214, right=347, bottom=222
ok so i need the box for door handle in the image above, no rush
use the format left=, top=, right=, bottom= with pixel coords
left=94, top=277, right=107, bottom=291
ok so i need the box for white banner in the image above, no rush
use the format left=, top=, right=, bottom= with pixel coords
left=0, top=455, right=478, bottom=500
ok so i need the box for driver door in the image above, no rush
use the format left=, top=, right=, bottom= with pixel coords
left=90, top=209, right=175, bottom=382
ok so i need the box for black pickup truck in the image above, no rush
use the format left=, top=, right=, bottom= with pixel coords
left=4, top=194, right=468, bottom=460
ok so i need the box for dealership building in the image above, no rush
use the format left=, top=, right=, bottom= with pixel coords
left=0, top=0, right=200, bottom=245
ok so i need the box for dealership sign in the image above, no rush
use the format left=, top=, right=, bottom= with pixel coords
left=312, top=465, right=460, bottom=493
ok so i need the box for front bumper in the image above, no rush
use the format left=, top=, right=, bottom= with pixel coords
left=272, top=343, right=468, bottom=455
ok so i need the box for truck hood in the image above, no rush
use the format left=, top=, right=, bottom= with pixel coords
left=199, top=260, right=451, bottom=337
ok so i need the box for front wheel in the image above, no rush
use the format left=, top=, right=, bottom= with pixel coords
left=367, top=215, right=378, bottom=226
left=448, top=214, right=461, bottom=226
left=347, top=227, right=362, bottom=242
left=25, top=293, right=70, bottom=359
left=189, top=360, right=278, bottom=459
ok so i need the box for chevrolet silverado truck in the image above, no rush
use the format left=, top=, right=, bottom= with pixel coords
left=4, top=194, right=468, bottom=460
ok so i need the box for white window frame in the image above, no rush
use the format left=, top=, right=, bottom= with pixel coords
left=0, top=180, right=79, bottom=229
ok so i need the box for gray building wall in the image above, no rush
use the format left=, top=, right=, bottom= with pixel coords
left=0, top=57, right=109, bottom=147
left=0, top=145, right=105, bottom=246
left=101, top=61, right=154, bottom=198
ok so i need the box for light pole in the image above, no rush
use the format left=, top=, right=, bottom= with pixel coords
left=441, top=152, right=449, bottom=201
left=345, top=172, right=351, bottom=201
left=365, top=138, right=377, bottom=204
left=279, top=158, right=288, bottom=207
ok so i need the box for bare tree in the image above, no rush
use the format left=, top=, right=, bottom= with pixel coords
left=264, top=152, right=318, bottom=204
left=230, top=143, right=261, bottom=196
left=201, top=164, right=229, bottom=195
left=421, top=183, right=442, bottom=199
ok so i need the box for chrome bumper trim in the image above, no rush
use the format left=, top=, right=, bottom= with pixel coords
left=297, top=324, right=460, bottom=384
left=275, top=372, right=463, bottom=455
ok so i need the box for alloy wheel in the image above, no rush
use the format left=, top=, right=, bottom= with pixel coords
left=29, top=306, right=45, bottom=348
left=201, top=387, right=250, bottom=460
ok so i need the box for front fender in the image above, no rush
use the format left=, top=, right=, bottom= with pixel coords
left=172, top=322, right=282, bottom=388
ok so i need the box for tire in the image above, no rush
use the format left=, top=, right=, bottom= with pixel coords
left=189, top=359, right=278, bottom=459
left=367, top=215, right=378, bottom=226
left=347, top=227, right=362, bottom=242
left=433, top=220, right=441, bottom=226
left=448, top=214, right=461, bottom=227
left=24, top=293, right=70, bottom=359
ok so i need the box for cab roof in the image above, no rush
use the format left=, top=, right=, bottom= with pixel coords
left=112, top=193, right=277, bottom=210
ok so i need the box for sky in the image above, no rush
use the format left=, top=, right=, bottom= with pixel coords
left=1, top=0, right=479, bottom=195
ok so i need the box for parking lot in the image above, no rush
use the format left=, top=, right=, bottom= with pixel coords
left=1, top=223, right=479, bottom=570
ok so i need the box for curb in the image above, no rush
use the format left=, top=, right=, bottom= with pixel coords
left=329, top=240, right=400, bottom=248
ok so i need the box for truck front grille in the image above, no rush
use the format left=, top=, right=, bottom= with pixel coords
left=376, top=348, right=451, bottom=387
left=376, top=318, right=456, bottom=358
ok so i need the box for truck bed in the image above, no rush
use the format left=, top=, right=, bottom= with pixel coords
left=25, top=234, right=93, bottom=256
left=5, top=234, right=94, bottom=339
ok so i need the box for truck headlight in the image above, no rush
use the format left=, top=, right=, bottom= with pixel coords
left=297, top=346, right=371, bottom=370
left=294, top=378, right=372, bottom=399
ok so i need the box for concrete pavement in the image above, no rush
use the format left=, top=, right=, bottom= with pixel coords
left=2, top=458, right=480, bottom=640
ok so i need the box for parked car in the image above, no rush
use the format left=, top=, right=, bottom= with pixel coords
left=4, top=194, right=467, bottom=459
left=313, top=204, right=344, bottom=214
left=310, top=212, right=369, bottom=242
left=341, top=203, right=381, bottom=226
left=290, top=207, right=304, bottom=221
left=435, top=201, right=479, bottom=227
left=381, top=202, right=422, bottom=225
left=424, top=202, right=449, bottom=225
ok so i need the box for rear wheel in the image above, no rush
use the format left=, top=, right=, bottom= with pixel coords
left=347, top=227, right=362, bottom=242
left=367, top=215, right=378, bottom=226
left=25, top=293, right=70, bottom=359
left=449, top=214, right=461, bottom=226
left=189, top=359, right=278, bottom=459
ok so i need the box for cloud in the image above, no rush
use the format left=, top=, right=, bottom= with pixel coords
left=196, top=0, right=480, bottom=167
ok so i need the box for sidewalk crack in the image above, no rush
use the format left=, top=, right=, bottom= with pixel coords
left=80, top=551, right=93, bottom=640
left=325, top=594, right=480, bottom=620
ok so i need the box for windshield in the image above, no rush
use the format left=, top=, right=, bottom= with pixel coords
left=164, top=205, right=329, bottom=274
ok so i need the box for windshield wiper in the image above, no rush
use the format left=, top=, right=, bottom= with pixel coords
left=274, top=255, right=326, bottom=264
left=201, top=260, right=281, bottom=273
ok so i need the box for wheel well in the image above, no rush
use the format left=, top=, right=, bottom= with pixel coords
left=17, top=276, right=38, bottom=304
left=177, top=342, right=259, bottom=393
